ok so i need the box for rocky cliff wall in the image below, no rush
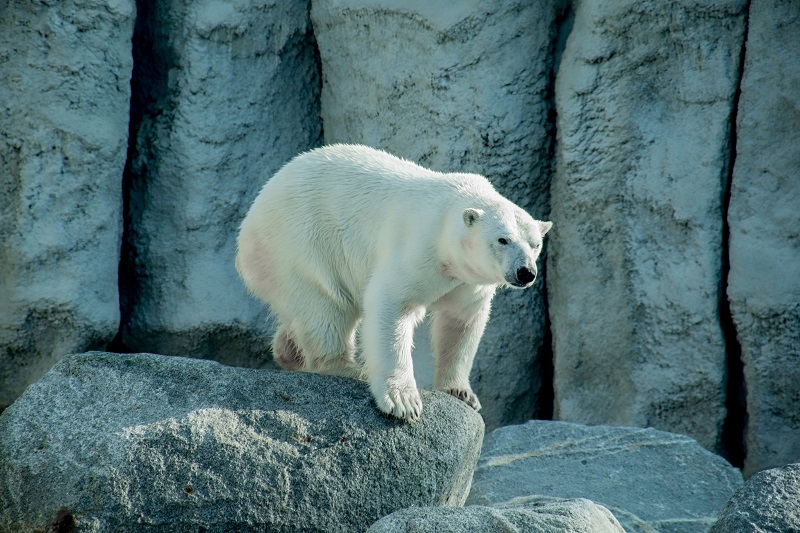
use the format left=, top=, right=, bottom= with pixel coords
left=1, top=0, right=797, bottom=475
left=549, top=0, right=745, bottom=455
left=1, top=0, right=135, bottom=407
left=117, top=0, right=322, bottom=366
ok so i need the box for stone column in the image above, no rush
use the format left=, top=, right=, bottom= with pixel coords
left=549, top=0, right=747, bottom=452
left=727, top=0, right=800, bottom=476
left=120, top=0, right=322, bottom=366
left=0, top=0, right=135, bottom=409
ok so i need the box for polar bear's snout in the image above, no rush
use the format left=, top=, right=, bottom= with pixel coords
left=506, top=264, right=537, bottom=288
left=516, top=266, right=536, bottom=285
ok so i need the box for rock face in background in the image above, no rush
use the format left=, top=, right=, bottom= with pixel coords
left=726, top=0, right=800, bottom=477
left=118, top=0, right=322, bottom=366
left=369, top=499, right=625, bottom=533
left=709, top=463, right=800, bottom=533
left=0, top=0, right=135, bottom=409
left=547, top=0, right=748, bottom=452
left=0, top=352, right=484, bottom=532
left=1, top=0, right=798, bottom=479
left=311, top=0, right=566, bottom=430
left=467, top=421, right=743, bottom=533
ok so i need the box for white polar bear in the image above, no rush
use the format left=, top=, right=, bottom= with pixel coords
left=236, top=145, right=551, bottom=421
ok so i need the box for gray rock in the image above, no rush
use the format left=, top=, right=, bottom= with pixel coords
left=311, top=0, right=565, bottom=430
left=369, top=498, right=624, bottom=533
left=709, top=462, right=800, bottom=533
left=0, top=351, right=484, bottom=533
left=120, top=1, right=322, bottom=366
left=548, top=0, right=748, bottom=452
left=0, top=0, right=135, bottom=410
left=467, top=420, right=743, bottom=533
left=726, top=0, right=800, bottom=477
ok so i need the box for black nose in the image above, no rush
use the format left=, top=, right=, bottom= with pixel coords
left=516, top=266, right=535, bottom=285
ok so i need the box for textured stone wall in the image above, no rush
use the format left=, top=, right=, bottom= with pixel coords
left=727, top=0, right=800, bottom=476
left=1, top=0, right=797, bottom=475
left=118, top=0, right=322, bottom=366
left=0, top=0, right=135, bottom=408
left=548, top=0, right=747, bottom=453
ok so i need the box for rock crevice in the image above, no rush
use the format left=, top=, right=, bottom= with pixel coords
left=718, top=0, right=751, bottom=470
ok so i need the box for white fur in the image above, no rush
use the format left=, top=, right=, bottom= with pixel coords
left=236, top=144, right=551, bottom=420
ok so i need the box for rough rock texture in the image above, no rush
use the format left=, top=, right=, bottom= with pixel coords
left=119, top=0, right=322, bottom=366
left=709, top=463, right=800, bottom=532
left=726, top=0, right=800, bottom=476
left=0, top=0, right=135, bottom=410
left=311, top=0, right=566, bottom=430
left=0, top=351, right=484, bottom=532
left=369, top=498, right=624, bottom=533
left=548, top=0, right=748, bottom=452
left=467, top=420, right=743, bottom=533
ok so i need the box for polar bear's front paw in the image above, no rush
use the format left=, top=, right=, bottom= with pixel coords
left=373, top=378, right=423, bottom=421
left=443, top=387, right=482, bottom=411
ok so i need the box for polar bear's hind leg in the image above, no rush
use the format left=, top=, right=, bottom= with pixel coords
left=312, top=323, right=364, bottom=380
left=272, top=323, right=304, bottom=371
left=290, top=289, right=362, bottom=380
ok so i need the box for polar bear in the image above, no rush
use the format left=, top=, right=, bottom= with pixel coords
left=236, top=145, right=551, bottom=421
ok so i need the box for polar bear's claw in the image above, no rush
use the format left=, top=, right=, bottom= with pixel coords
left=377, top=383, right=423, bottom=421
left=443, top=387, right=482, bottom=411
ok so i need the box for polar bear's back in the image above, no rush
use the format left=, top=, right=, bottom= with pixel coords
left=266, top=144, right=478, bottom=206
left=272, top=144, right=496, bottom=201
left=255, top=144, right=498, bottom=246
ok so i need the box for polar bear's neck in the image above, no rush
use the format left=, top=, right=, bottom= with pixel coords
left=438, top=204, right=498, bottom=287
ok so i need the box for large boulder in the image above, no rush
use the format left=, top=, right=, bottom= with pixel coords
left=548, top=0, right=748, bottom=452
left=311, top=0, right=566, bottom=430
left=0, top=352, right=484, bottom=532
left=726, top=0, right=800, bottom=476
left=369, top=498, right=624, bottom=533
left=467, top=420, right=743, bottom=533
left=0, top=0, right=134, bottom=410
left=119, top=1, right=322, bottom=366
left=709, top=462, right=800, bottom=532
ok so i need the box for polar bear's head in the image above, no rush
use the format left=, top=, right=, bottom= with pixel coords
left=460, top=204, right=552, bottom=289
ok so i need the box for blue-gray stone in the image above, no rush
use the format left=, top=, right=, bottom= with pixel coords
left=467, top=420, right=742, bottom=533
left=0, top=352, right=483, bottom=532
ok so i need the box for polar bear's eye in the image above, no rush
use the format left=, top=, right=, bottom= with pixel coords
left=498, top=238, right=509, bottom=245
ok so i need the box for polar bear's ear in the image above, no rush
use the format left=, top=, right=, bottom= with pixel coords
left=539, top=221, right=553, bottom=236
left=463, top=208, right=483, bottom=227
